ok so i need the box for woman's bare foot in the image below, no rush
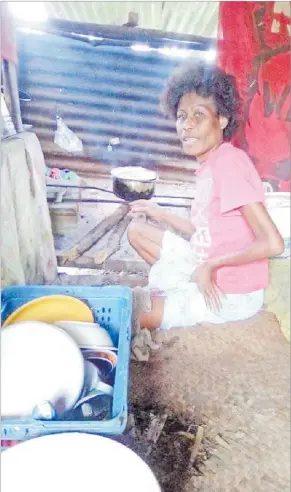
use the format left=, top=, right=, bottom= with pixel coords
left=140, top=296, right=165, bottom=330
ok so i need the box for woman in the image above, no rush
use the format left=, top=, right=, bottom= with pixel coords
left=127, top=63, right=284, bottom=331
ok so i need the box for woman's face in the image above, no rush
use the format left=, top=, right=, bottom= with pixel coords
left=176, top=92, right=228, bottom=162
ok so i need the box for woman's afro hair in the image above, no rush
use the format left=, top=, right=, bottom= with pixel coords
left=160, top=62, right=240, bottom=140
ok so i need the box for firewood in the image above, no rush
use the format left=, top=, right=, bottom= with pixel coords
left=94, top=214, right=132, bottom=265
left=61, top=204, right=129, bottom=264
left=190, top=425, right=205, bottom=463
left=144, top=411, right=168, bottom=457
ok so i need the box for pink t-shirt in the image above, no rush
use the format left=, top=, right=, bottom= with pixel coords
left=190, top=142, right=269, bottom=294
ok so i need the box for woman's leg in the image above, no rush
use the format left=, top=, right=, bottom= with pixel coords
left=140, top=296, right=165, bottom=330
left=127, top=221, right=165, bottom=265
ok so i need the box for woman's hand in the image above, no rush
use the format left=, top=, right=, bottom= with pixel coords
left=191, top=262, right=223, bottom=312
left=129, top=200, right=164, bottom=222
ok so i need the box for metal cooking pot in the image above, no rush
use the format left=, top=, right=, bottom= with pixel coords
left=110, top=166, right=157, bottom=202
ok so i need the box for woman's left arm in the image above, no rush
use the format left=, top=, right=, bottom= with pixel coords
left=191, top=202, right=284, bottom=312
left=209, top=202, right=284, bottom=270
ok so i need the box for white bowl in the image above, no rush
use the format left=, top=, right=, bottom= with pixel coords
left=264, top=192, right=290, bottom=239
left=2, top=433, right=161, bottom=492
left=1, top=321, right=84, bottom=417
left=54, top=321, right=114, bottom=349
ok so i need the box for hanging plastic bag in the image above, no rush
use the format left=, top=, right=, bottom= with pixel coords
left=54, top=116, right=83, bottom=153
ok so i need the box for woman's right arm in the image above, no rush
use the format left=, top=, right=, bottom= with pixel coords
left=130, top=200, right=195, bottom=237
left=159, top=208, right=195, bottom=236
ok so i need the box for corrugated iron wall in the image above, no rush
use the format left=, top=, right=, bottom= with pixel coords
left=17, top=26, right=212, bottom=176
left=44, top=1, right=219, bottom=38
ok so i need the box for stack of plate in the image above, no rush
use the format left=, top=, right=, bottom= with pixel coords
left=1, top=295, right=117, bottom=419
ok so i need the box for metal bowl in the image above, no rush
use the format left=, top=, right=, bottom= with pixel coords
left=111, top=166, right=157, bottom=202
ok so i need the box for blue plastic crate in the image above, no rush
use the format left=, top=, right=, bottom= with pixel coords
left=1, top=285, right=133, bottom=440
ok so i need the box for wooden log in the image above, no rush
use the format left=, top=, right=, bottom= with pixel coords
left=94, top=214, right=132, bottom=265
left=61, top=204, right=129, bottom=264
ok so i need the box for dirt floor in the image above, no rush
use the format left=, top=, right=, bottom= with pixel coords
left=119, top=406, right=204, bottom=492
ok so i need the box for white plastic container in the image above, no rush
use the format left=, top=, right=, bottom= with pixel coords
left=265, top=192, right=290, bottom=258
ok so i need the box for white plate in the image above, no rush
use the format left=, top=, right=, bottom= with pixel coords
left=54, top=321, right=114, bottom=349
left=2, top=433, right=161, bottom=492
left=1, top=321, right=84, bottom=417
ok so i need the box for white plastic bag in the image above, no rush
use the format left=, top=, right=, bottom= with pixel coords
left=54, top=117, right=83, bottom=153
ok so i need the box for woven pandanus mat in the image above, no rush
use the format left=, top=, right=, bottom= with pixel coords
left=130, top=311, right=290, bottom=491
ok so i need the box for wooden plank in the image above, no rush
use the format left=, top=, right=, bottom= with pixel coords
left=57, top=256, right=150, bottom=274
left=55, top=270, right=147, bottom=288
